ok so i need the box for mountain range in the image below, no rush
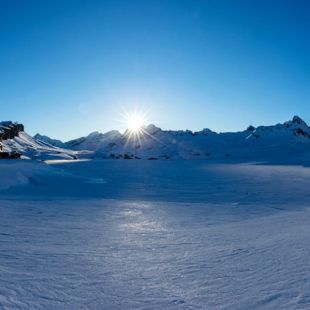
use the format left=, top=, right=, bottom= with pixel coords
left=0, top=116, right=309, bottom=163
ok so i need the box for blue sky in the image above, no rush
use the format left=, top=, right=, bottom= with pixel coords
left=0, top=0, right=309, bottom=140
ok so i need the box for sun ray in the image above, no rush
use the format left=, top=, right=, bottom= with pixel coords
left=118, top=108, right=167, bottom=157
left=122, top=110, right=147, bottom=138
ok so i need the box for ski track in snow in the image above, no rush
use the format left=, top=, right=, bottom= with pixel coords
left=0, top=160, right=309, bottom=309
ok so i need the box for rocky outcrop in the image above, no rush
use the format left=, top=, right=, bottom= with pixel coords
left=0, top=151, right=21, bottom=159
left=0, top=122, right=24, bottom=141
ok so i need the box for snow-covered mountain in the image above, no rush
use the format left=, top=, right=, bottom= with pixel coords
left=33, top=133, right=68, bottom=149
left=0, top=122, right=90, bottom=160
left=64, top=116, right=310, bottom=162
left=66, top=130, right=122, bottom=151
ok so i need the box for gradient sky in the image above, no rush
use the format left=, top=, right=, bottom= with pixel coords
left=0, top=0, right=309, bottom=140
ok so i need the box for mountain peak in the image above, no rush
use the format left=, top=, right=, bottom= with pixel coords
left=34, top=133, right=66, bottom=148
left=143, top=124, right=162, bottom=135
left=87, top=131, right=103, bottom=138
left=292, top=115, right=308, bottom=126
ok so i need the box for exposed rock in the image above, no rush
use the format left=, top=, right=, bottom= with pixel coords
left=0, top=122, right=24, bottom=141
left=292, top=115, right=308, bottom=126
left=246, top=125, right=255, bottom=131
left=124, top=154, right=133, bottom=159
left=0, top=151, right=21, bottom=159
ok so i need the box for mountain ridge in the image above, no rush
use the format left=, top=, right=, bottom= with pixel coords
left=0, top=116, right=309, bottom=162
left=33, top=115, right=310, bottom=162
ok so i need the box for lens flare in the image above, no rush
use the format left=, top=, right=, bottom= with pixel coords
left=126, top=112, right=145, bottom=133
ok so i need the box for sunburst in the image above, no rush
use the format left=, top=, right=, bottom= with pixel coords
left=126, top=112, right=145, bottom=134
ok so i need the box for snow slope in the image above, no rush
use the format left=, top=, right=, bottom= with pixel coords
left=3, top=131, right=92, bottom=160
left=33, top=133, right=68, bottom=148
left=0, top=160, right=309, bottom=309
left=0, top=160, right=69, bottom=190
left=66, top=130, right=122, bottom=151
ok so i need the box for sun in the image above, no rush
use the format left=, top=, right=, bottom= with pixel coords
left=126, top=112, right=146, bottom=133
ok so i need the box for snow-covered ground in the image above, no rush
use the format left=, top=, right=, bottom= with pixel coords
left=0, top=160, right=309, bottom=309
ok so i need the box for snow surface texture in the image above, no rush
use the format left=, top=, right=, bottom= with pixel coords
left=0, top=159, right=309, bottom=309
left=35, top=115, right=310, bottom=163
